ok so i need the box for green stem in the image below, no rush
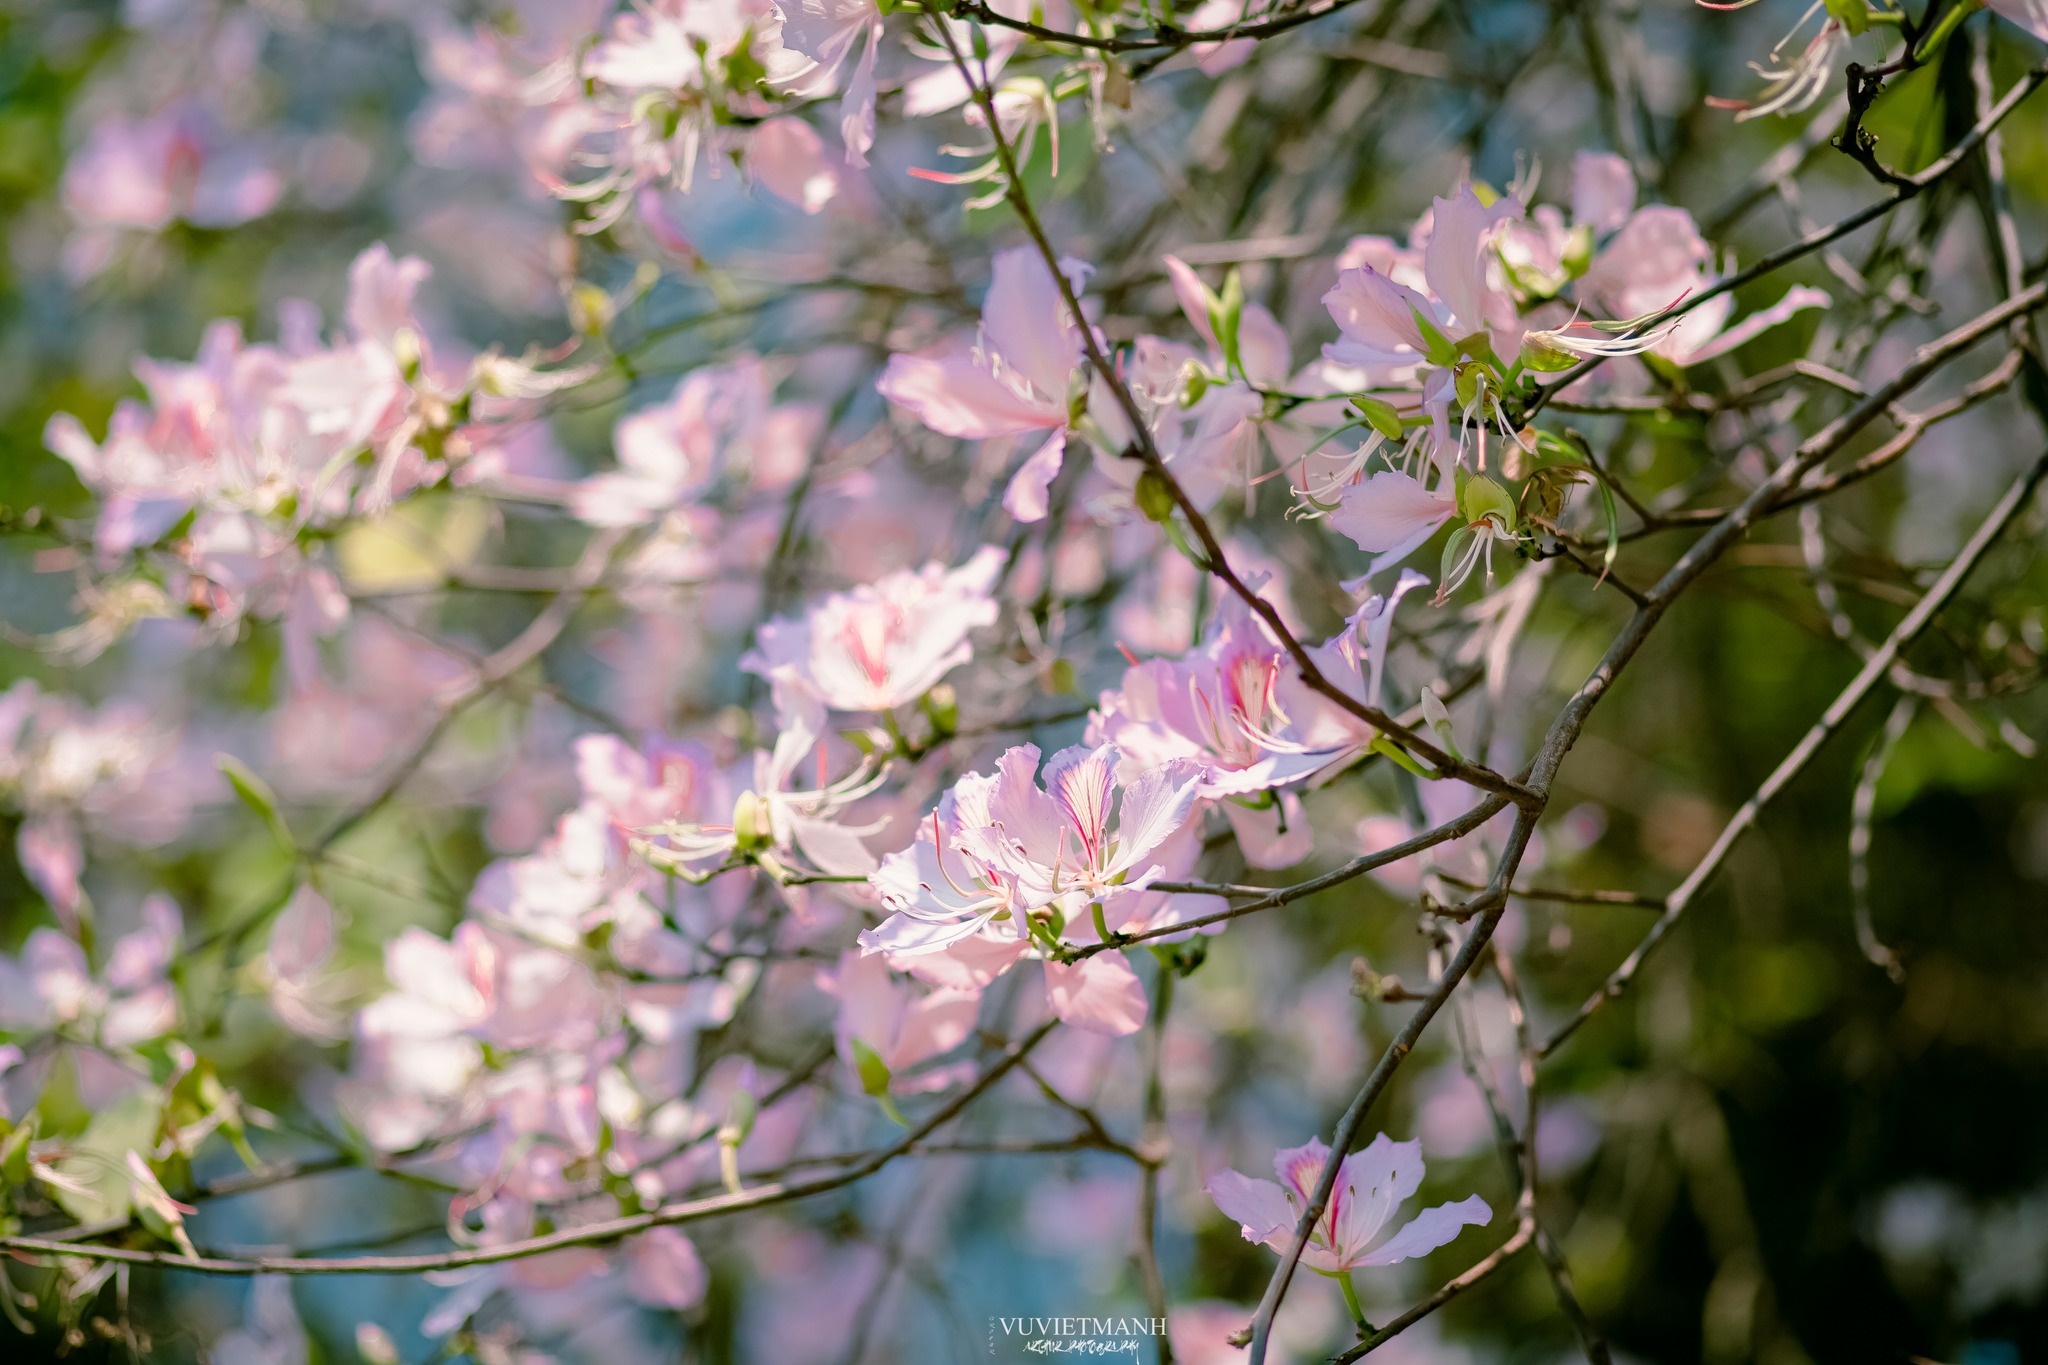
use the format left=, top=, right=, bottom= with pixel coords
left=1337, top=1271, right=1371, bottom=1333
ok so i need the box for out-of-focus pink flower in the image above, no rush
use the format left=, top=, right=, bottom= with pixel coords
left=747, top=116, right=843, bottom=212
left=266, top=885, right=344, bottom=1040
left=1181, top=0, right=1259, bottom=72
left=878, top=246, right=1086, bottom=522
left=0, top=895, right=181, bottom=1051
left=1205, top=1133, right=1490, bottom=1273
left=776, top=0, right=884, bottom=164
left=573, top=356, right=823, bottom=525
left=625, top=1227, right=709, bottom=1310
left=823, top=950, right=980, bottom=1092
left=61, top=103, right=281, bottom=271
left=1040, top=953, right=1150, bottom=1035
left=1581, top=206, right=1827, bottom=366
left=744, top=548, right=1003, bottom=713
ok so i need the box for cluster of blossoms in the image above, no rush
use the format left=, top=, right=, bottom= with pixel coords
left=41, top=245, right=582, bottom=648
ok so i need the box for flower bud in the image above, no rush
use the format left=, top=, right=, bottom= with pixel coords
left=1135, top=469, right=1178, bottom=522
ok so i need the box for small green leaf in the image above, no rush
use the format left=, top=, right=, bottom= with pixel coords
left=1823, top=0, right=1870, bottom=35
left=1134, top=469, right=1178, bottom=523
left=50, top=1088, right=161, bottom=1225
left=1411, top=308, right=1459, bottom=367
left=1353, top=396, right=1405, bottom=441
left=218, top=755, right=295, bottom=853
left=1438, top=524, right=1479, bottom=589
left=850, top=1038, right=892, bottom=1098
left=1213, top=268, right=1245, bottom=378
left=0, top=1117, right=32, bottom=1188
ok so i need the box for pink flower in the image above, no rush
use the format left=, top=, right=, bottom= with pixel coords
left=1581, top=206, right=1828, bottom=366
left=1267, top=571, right=1433, bottom=759
left=1328, top=470, right=1459, bottom=576
left=625, top=1227, right=709, bottom=1310
left=775, top=0, right=884, bottom=164
left=0, top=895, right=181, bottom=1051
left=878, top=246, right=1085, bottom=522
left=1089, top=593, right=1345, bottom=797
left=572, top=356, right=823, bottom=526
left=633, top=682, right=885, bottom=877
left=61, top=103, right=280, bottom=270
left=747, top=116, right=843, bottom=212
left=1205, top=1133, right=1490, bottom=1273
left=824, top=950, right=981, bottom=1093
left=744, top=548, right=1004, bottom=713
left=1322, top=186, right=1524, bottom=369
left=861, top=742, right=1202, bottom=958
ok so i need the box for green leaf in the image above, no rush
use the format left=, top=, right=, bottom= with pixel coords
left=850, top=1038, right=892, bottom=1098
left=1353, top=396, right=1405, bottom=441
left=1411, top=308, right=1460, bottom=367
left=1213, top=268, right=1245, bottom=379
left=1134, top=469, right=1178, bottom=523
left=1823, top=0, right=1870, bottom=35
left=50, top=1088, right=161, bottom=1225
left=0, top=1116, right=32, bottom=1189
left=1439, top=524, right=1479, bottom=589
left=217, top=754, right=295, bottom=853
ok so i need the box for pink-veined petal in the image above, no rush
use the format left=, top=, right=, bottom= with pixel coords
left=1043, top=743, right=1119, bottom=859
left=1111, top=759, right=1203, bottom=872
left=1329, top=1133, right=1426, bottom=1259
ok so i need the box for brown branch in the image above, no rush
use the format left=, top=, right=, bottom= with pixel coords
left=1539, top=441, right=2048, bottom=1058
left=0, top=1022, right=1057, bottom=1275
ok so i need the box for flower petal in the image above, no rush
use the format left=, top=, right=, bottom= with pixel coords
left=1356, top=1193, right=1492, bottom=1266
left=1205, top=1168, right=1296, bottom=1247
left=1002, top=427, right=1067, bottom=523
left=1042, top=952, right=1148, bottom=1036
